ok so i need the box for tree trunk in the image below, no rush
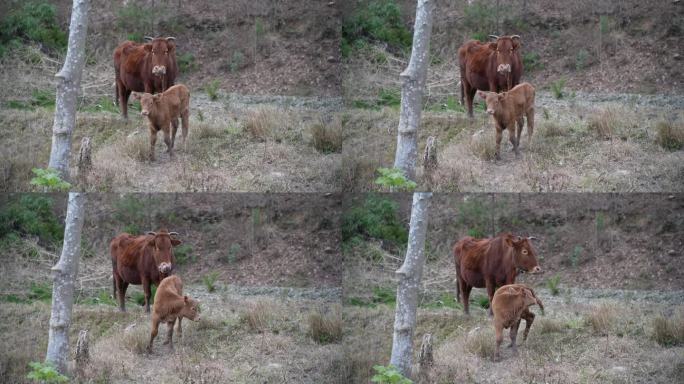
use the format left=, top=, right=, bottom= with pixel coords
left=390, top=192, right=432, bottom=377
left=393, top=0, right=434, bottom=180
left=46, top=193, right=86, bottom=374
left=48, top=0, right=90, bottom=180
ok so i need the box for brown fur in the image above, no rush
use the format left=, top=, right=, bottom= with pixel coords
left=458, top=36, right=523, bottom=117
left=148, top=275, right=200, bottom=352
left=453, top=232, right=541, bottom=315
left=477, top=82, right=535, bottom=160
left=491, top=284, right=544, bottom=361
left=132, top=84, right=190, bottom=161
left=110, top=229, right=181, bottom=312
left=113, top=37, right=178, bottom=118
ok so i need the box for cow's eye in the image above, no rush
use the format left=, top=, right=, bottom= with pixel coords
left=522, top=249, right=528, bottom=254
left=165, top=51, right=168, bottom=55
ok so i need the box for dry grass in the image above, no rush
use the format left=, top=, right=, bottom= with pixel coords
left=586, top=106, right=641, bottom=141
left=239, top=300, right=275, bottom=333
left=468, top=128, right=498, bottom=161
left=311, top=119, right=343, bottom=154
left=121, top=323, right=150, bottom=354
left=651, top=312, right=684, bottom=346
left=244, top=106, right=280, bottom=141
left=655, top=120, right=684, bottom=151
left=121, top=131, right=150, bottom=162
left=463, top=326, right=496, bottom=359
left=585, top=303, right=618, bottom=336
left=308, top=307, right=343, bottom=344
left=537, top=318, right=565, bottom=334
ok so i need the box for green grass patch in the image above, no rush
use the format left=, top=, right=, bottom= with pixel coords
left=341, top=0, right=411, bottom=56
left=421, top=293, right=461, bottom=309
left=79, top=290, right=116, bottom=306
left=174, top=244, right=194, bottom=265
left=178, top=52, right=197, bottom=73
left=348, top=286, right=396, bottom=308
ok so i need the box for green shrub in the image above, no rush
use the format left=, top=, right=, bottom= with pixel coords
left=348, top=286, right=396, bottom=308
left=374, top=167, right=417, bottom=191
left=377, top=88, right=401, bottom=107
left=203, top=271, right=219, bottom=292
left=456, top=199, right=489, bottom=240
left=177, top=52, right=197, bottom=73
left=569, top=245, right=582, bottom=267
left=80, top=290, right=116, bottom=306
left=523, top=51, right=543, bottom=71
left=463, top=3, right=496, bottom=43
left=422, top=292, right=461, bottom=309
left=341, top=0, right=412, bottom=54
left=113, top=196, right=146, bottom=235
left=342, top=195, right=408, bottom=246
left=0, top=1, right=67, bottom=56
left=229, top=51, right=244, bottom=73
left=371, top=365, right=412, bottom=384
left=551, top=78, right=566, bottom=99
left=205, top=80, right=220, bottom=101
left=0, top=195, right=63, bottom=244
left=116, top=4, right=154, bottom=36
left=474, top=294, right=489, bottom=309
left=174, top=244, right=194, bottom=265
left=30, top=168, right=71, bottom=192
left=26, top=361, right=67, bottom=383
left=575, top=49, right=589, bottom=71
left=133, top=285, right=156, bottom=306
left=547, top=274, right=561, bottom=296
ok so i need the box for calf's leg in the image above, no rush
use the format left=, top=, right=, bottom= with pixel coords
left=495, top=126, right=503, bottom=161
left=485, top=278, right=496, bottom=317
left=181, top=109, right=189, bottom=151
left=177, top=317, right=183, bottom=337
left=521, top=308, right=535, bottom=342
left=508, top=126, right=519, bottom=157
left=162, top=125, right=174, bottom=158
left=526, top=107, right=534, bottom=143
left=148, top=316, right=160, bottom=352
left=149, top=126, right=158, bottom=161
left=170, top=119, right=178, bottom=149
left=163, top=321, right=174, bottom=349
left=509, top=319, right=521, bottom=355
left=494, top=323, right=504, bottom=361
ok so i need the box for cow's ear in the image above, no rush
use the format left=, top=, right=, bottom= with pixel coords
left=171, top=238, right=182, bottom=246
left=488, top=42, right=497, bottom=50
left=131, top=92, right=141, bottom=101
left=144, top=44, right=152, bottom=52
left=152, top=94, right=162, bottom=102
left=477, top=90, right=487, bottom=100
left=504, top=236, right=513, bottom=247
left=184, top=295, right=188, bottom=303
left=511, top=35, right=521, bottom=49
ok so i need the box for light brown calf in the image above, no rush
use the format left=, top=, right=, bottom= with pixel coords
left=148, top=275, right=200, bottom=352
left=132, top=84, right=190, bottom=161
left=491, top=283, right=544, bottom=361
left=477, top=82, right=535, bottom=160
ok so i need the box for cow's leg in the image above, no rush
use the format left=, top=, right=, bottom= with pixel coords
left=149, top=126, right=158, bottom=161
left=526, top=107, right=534, bottom=143
left=148, top=316, right=160, bottom=352
left=464, top=83, right=475, bottom=118
left=142, top=278, right=152, bottom=313
left=485, top=279, right=496, bottom=317
left=462, top=284, right=473, bottom=315
left=521, top=309, right=535, bottom=342
left=495, top=125, right=503, bottom=161
left=116, top=279, right=128, bottom=312
left=509, top=319, right=521, bottom=355
left=119, top=85, right=130, bottom=119
left=494, top=323, right=504, bottom=361
left=163, top=321, right=174, bottom=349
left=177, top=316, right=183, bottom=337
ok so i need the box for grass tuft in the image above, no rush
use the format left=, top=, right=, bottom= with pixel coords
left=464, top=327, right=495, bottom=358
left=311, top=121, right=343, bottom=154
left=655, top=120, right=684, bottom=151
left=585, top=304, right=617, bottom=336
left=244, top=107, right=278, bottom=141
left=651, top=313, right=684, bottom=346
left=308, top=309, right=342, bottom=344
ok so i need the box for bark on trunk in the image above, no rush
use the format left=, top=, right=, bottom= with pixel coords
left=48, top=0, right=90, bottom=180
left=390, top=192, right=432, bottom=377
left=393, top=0, right=434, bottom=180
left=46, top=193, right=86, bottom=374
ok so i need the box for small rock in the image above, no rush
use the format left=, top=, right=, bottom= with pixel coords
left=124, top=323, right=137, bottom=333
left=668, top=249, right=677, bottom=256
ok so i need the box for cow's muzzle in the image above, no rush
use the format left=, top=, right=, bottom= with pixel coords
left=152, top=65, right=167, bottom=76
left=497, top=64, right=511, bottom=74
left=529, top=266, right=543, bottom=274
left=141, top=110, right=149, bottom=116
left=158, top=262, right=172, bottom=274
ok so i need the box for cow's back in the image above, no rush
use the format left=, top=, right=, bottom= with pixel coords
left=110, top=233, right=136, bottom=264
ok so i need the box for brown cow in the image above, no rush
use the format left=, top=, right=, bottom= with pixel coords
left=454, top=233, right=541, bottom=315
left=148, top=275, right=200, bottom=352
left=114, top=37, right=178, bottom=118
left=477, top=82, right=535, bottom=160
left=491, top=283, right=544, bottom=361
left=458, top=35, right=523, bottom=117
left=110, top=229, right=181, bottom=312
left=132, top=84, right=190, bottom=161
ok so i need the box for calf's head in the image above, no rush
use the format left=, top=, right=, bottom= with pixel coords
left=180, top=296, right=201, bottom=321
left=146, top=229, right=181, bottom=276
left=505, top=235, right=542, bottom=274
left=144, top=37, right=176, bottom=78
left=477, top=90, right=504, bottom=115
left=132, top=92, right=161, bottom=117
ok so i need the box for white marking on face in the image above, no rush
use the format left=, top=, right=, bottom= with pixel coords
left=497, top=64, right=511, bottom=74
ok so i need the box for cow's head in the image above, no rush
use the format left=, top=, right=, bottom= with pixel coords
left=144, top=37, right=176, bottom=78
left=477, top=90, right=504, bottom=115
left=505, top=235, right=542, bottom=274
left=180, top=296, right=201, bottom=321
left=146, top=229, right=181, bottom=276
left=132, top=92, right=161, bottom=117
left=488, top=35, right=520, bottom=76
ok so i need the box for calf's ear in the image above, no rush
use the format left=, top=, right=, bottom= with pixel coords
left=131, top=92, right=141, bottom=101
left=171, top=238, right=182, bottom=246
left=477, top=90, right=487, bottom=100
left=153, top=94, right=162, bottom=102
left=184, top=295, right=188, bottom=303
